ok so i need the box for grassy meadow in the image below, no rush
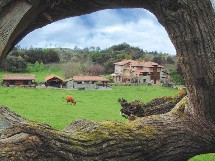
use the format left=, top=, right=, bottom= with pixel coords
left=0, top=85, right=214, bottom=160
left=0, top=64, right=64, bottom=83
left=0, top=86, right=178, bottom=130
left=190, top=153, right=215, bottom=161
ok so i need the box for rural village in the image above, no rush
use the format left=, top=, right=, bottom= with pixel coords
left=1, top=59, right=170, bottom=90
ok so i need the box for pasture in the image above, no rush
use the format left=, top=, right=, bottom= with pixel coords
left=0, top=85, right=178, bottom=130
left=0, top=85, right=214, bottom=160
left=0, top=64, right=64, bottom=83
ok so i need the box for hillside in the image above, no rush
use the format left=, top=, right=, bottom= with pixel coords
left=0, top=43, right=184, bottom=84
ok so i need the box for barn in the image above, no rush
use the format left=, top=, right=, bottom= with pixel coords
left=2, top=74, right=36, bottom=87
left=65, top=76, right=109, bottom=90
left=44, top=74, right=63, bottom=88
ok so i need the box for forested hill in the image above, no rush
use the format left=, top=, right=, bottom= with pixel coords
left=0, top=43, right=184, bottom=84
left=55, top=42, right=175, bottom=70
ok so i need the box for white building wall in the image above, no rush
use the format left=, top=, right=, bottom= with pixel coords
left=66, top=81, right=98, bottom=89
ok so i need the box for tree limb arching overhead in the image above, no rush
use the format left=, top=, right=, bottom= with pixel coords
left=0, top=0, right=215, bottom=160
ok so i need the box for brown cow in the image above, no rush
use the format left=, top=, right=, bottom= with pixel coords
left=65, top=95, right=76, bottom=105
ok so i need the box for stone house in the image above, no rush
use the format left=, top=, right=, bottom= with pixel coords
left=64, top=76, right=109, bottom=90
left=111, top=59, right=168, bottom=85
left=110, top=59, right=136, bottom=82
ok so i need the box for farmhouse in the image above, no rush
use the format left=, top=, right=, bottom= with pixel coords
left=64, top=76, right=109, bottom=90
left=111, top=59, right=168, bottom=85
left=44, top=74, right=63, bottom=88
left=2, top=74, right=36, bottom=87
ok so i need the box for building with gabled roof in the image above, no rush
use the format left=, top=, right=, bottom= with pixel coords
left=111, top=59, right=168, bottom=85
left=64, top=76, right=109, bottom=90
left=72, top=76, right=109, bottom=82
left=2, top=74, right=36, bottom=87
left=44, top=74, right=64, bottom=88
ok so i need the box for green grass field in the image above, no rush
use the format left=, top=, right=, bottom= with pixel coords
left=189, top=153, right=215, bottom=161
left=0, top=85, right=214, bottom=160
left=0, top=64, right=64, bottom=83
left=0, top=86, right=178, bottom=129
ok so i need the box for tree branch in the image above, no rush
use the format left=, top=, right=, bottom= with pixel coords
left=119, top=88, right=187, bottom=120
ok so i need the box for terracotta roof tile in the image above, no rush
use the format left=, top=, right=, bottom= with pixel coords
left=131, top=61, right=163, bottom=68
left=131, top=61, right=151, bottom=67
left=114, top=59, right=136, bottom=66
left=114, top=59, right=163, bottom=68
left=44, top=74, right=63, bottom=81
left=2, top=74, right=36, bottom=80
left=72, top=76, right=109, bottom=82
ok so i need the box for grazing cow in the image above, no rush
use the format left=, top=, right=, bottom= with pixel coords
left=65, top=95, right=76, bottom=105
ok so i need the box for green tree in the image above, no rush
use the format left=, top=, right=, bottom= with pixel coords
left=27, top=61, right=46, bottom=72
left=166, top=56, right=175, bottom=64
left=25, top=48, right=60, bottom=64
left=2, top=55, right=27, bottom=72
left=103, top=58, right=115, bottom=74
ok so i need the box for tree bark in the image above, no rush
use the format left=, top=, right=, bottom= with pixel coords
left=150, top=0, right=215, bottom=124
left=0, top=0, right=215, bottom=160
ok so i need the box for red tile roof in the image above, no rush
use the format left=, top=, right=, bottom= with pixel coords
left=2, top=74, right=36, bottom=80
left=131, top=61, right=163, bottom=68
left=114, top=60, right=163, bottom=68
left=72, top=76, right=109, bottom=82
left=44, top=74, right=63, bottom=81
left=131, top=61, right=151, bottom=67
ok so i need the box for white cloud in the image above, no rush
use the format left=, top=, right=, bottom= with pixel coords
left=18, top=9, right=176, bottom=54
left=98, top=25, right=125, bottom=33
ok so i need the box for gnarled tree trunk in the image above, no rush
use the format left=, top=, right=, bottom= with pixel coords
left=0, top=0, right=215, bottom=160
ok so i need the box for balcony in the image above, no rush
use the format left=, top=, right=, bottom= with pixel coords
left=151, top=72, right=160, bottom=79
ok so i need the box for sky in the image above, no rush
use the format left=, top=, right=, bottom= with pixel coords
left=18, top=8, right=176, bottom=55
